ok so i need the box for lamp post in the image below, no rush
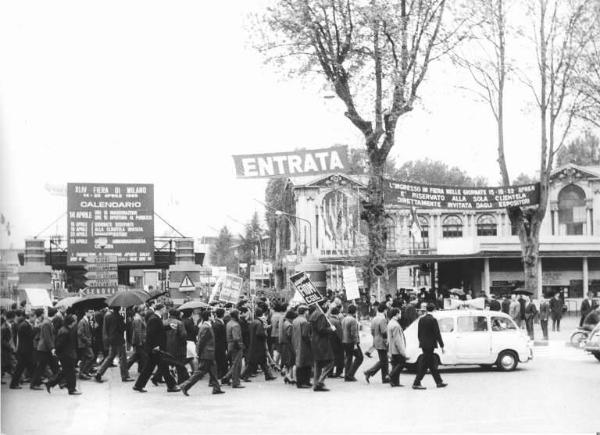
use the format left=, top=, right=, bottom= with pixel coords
left=275, top=210, right=312, bottom=254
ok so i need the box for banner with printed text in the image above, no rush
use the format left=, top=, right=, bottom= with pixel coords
left=383, top=180, right=540, bottom=210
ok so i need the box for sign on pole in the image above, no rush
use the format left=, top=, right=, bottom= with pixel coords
left=342, top=267, right=360, bottom=300
left=82, top=255, right=119, bottom=296
left=289, top=272, right=325, bottom=305
left=218, top=274, right=244, bottom=303
left=232, top=146, right=349, bottom=179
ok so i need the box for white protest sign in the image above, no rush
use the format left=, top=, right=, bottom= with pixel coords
left=342, top=267, right=361, bottom=300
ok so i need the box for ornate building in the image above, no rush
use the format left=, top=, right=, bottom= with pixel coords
left=284, top=164, right=600, bottom=306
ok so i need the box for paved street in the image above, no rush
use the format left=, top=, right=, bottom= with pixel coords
left=2, top=316, right=599, bottom=434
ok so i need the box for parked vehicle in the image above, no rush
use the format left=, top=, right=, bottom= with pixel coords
left=583, top=322, right=600, bottom=362
left=404, top=310, right=533, bottom=371
left=570, top=327, right=592, bottom=347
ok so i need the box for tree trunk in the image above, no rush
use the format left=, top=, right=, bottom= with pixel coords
left=362, top=152, right=388, bottom=300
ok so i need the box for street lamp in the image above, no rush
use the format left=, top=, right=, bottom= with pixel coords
left=275, top=210, right=312, bottom=254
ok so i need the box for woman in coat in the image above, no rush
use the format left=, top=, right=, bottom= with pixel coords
left=279, top=310, right=297, bottom=384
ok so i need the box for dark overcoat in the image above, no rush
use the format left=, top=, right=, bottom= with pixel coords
left=292, top=316, right=312, bottom=368
left=248, top=319, right=267, bottom=364
left=309, top=310, right=333, bottom=362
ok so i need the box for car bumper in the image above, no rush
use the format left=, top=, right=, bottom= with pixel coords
left=520, top=347, right=533, bottom=363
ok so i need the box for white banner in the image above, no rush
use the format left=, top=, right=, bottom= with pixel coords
left=342, top=267, right=361, bottom=300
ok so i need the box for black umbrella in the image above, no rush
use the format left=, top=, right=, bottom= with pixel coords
left=511, top=288, right=533, bottom=296
left=72, top=294, right=108, bottom=311
left=178, top=300, right=211, bottom=311
left=147, top=290, right=169, bottom=303
left=105, top=289, right=150, bottom=308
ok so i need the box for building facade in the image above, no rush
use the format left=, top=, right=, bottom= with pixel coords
left=285, top=164, right=600, bottom=306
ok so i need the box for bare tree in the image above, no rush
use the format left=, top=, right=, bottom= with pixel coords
left=254, top=0, right=464, bottom=293
left=459, top=0, right=594, bottom=295
left=574, top=5, right=600, bottom=128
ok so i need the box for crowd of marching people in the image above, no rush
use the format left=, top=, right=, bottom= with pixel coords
left=1, top=290, right=453, bottom=396
left=7, top=285, right=592, bottom=397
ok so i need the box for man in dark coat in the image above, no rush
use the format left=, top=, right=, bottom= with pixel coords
left=489, top=295, right=501, bottom=311
left=133, top=304, right=179, bottom=393
left=327, top=307, right=344, bottom=378
left=309, top=302, right=334, bottom=392
left=30, top=308, right=59, bottom=390
left=179, top=310, right=224, bottom=396
left=549, top=292, right=563, bottom=332
left=501, top=296, right=511, bottom=315
left=341, top=304, right=362, bottom=382
left=127, top=306, right=147, bottom=374
left=46, top=315, right=81, bottom=395
left=10, top=311, right=34, bottom=389
left=95, top=308, right=132, bottom=382
left=580, top=292, right=598, bottom=327
left=239, top=307, right=251, bottom=369
left=413, top=303, right=446, bottom=390
left=524, top=296, right=538, bottom=340
left=166, top=309, right=189, bottom=384
left=212, top=308, right=228, bottom=379
left=242, top=308, right=275, bottom=381
left=292, top=305, right=312, bottom=388
left=221, top=309, right=244, bottom=388
left=77, top=309, right=95, bottom=379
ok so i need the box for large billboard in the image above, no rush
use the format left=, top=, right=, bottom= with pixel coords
left=67, top=183, right=154, bottom=265
left=383, top=180, right=540, bottom=210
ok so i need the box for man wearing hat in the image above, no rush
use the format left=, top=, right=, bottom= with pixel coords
left=412, top=303, right=446, bottom=390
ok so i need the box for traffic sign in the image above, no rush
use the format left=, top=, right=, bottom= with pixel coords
left=179, top=274, right=195, bottom=291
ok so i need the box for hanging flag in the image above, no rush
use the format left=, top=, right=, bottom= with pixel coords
left=409, top=207, right=422, bottom=244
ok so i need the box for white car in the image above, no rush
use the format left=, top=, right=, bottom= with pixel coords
left=404, top=310, right=533, bottom=371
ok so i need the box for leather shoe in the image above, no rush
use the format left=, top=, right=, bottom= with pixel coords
left=221, top=378, right=231, bottom=385
left=45, top=383, right=52, bottom=393
left=296, top=384, right=311, bottom=389
left=390, top=383, right=404, bottom=387
left=242, top=378, right=252, bottom=383
left=412, top=384, right=426, bottom=390
left=265, top=376, right=276, bottom=381
left=437, top=382, right=448, bottom=388
left=212, top=389, right=225, bottom=395
left=9, top=385, right=22, bottom=390
left=79, top=374, right=91, bottom=380
left=121, top=377, right=134, bottom=382
left=232, top=385, right=245, bottom=389
left=313, top=385, right=330, bottom=392
left=344, top=377, right=357, bottom=382
left=167, top=387, right=181, bottom=393
left=68, top=390, right=82, bottom=395
left=181, top=387, right=189, bottom=396
left=95, top=374, right=104, bottom=383
left=132, top=386, right=147, bottom=393
left=363, top=372, right=371, bottom=384
left=30, top=385, right=44, bottom=391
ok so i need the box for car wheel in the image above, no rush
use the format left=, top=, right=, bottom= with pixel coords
left=496, top=350, right=518, bottom=371
left=570, top=332, right=587, bottom=347
left=593, top=352, right=600, bottom=362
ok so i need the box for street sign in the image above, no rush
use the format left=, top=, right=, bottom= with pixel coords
left=289, top=272, right=324, bottom=305
left=84, top=255, right=118, bottom=294
left=179, top=274, right=195, bottom=292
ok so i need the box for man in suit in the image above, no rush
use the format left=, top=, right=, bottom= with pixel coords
left=127, top=306, right=147, bottom=374
left=221, top=309, right=244, bottom=388
left=501, top=295, right=511, bottom=315
left=9, top=310, right=34, bottom=389
left=309, top=302, right=334, bottom=392
left=242, top=308, right=275, bottom=381
left=509, top=295, right=521, bottom=326
left=327, top=306, right=344, bottom=378
left=212, top=308, right=228, bottom=379
left=489, top=295, right=501, bottom=311
left=413, top=303, right=447, bottom=390
left=46, top=315, right=81, bottom=395
left=539, top=296, right=550, bottom=340
left=524, top=295, right=538, bottom=340
left=133, top=304, right=179, bottom=393
left=387, top=308, right=407, bottom=387
left=30, top=308, right=59, bottom=390
left=364, top=304, right=389, bottom=384
left=95, top=307, right=132, bottom=383
left=580, top=292, right=598, bottom=327
left=549, top=292, right=563, bottom=332
left=165, top=308, right=189, bottom=384
left=292, top=305, right=313, bottom=388
left=77, top=309, right=95, bottom=379
left=341, top=304, right=362, bottom=382
left=179, top=310, right=224, bottom=396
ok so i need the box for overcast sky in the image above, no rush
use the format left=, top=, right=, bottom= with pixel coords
left=0, top=0, right=596, bottom=249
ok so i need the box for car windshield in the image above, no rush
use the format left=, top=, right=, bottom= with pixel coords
left=491, top=316, right=517, bottom=331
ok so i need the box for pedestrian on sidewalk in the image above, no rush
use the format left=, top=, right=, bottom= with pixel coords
left=524, top=296, right=538, bottom=340
left=77, top=309, right=95, bottom=379
left=30, top=308, right=59, bottom=390
left=309, top=301, right=334, bottom=391
left=412, top=303, right=447, bottom=390
left=387, top=308, right=407, bottom=387
left=364, top=304, right=389, bottom=384
left=278, top=309, right=296, bottom=385
left=126, top=306, right=147, bottom=374
left=539, top=296, right=550, bottom=340
left=221, top=309, right=245, bottom=388
left=292, top=305, right=313, bottom=388
left=242, top=308, right=276, bottom=382
left=550, top=292, right=563, bottom=332
left=95, top=307, right=132, bottom=383
left=10, top=311, right=34, bottom=389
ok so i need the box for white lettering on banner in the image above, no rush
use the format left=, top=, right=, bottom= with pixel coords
left=233, top=146, right=349, bottom=179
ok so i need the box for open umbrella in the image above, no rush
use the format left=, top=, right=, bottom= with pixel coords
left=178, top=300, right=210, bottom=311
left=55, top=296, right=83, bottom=309
left=105, top=289, right=150, bottom=308
left=0, top=298, right=15, bottom=308
left=511, top=288, right=533, bottom=296
left=147, top=290, right=168, bottom=302
left=72, top=294, right=108, bottom=311
left=449, top=288, right=465, bottom=296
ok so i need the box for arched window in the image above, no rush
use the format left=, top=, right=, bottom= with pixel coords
left=442, top=215, right=463, bottom=238
left=558, top=184, right=586, bottom=235
left=477, top=214, right=497, bottom=236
